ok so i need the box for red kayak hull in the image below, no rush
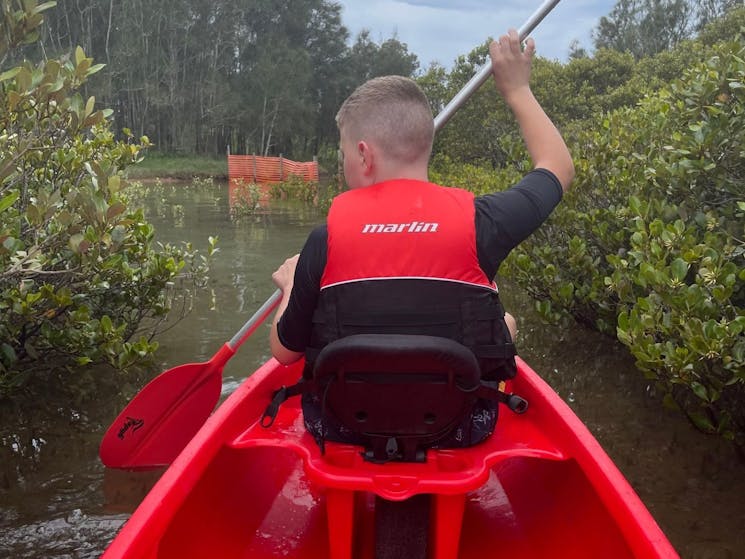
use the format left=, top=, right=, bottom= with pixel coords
left=102, top=357, right=679, bottom=558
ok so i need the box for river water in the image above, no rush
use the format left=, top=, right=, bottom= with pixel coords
left=0, top=180, right=743, bottom=558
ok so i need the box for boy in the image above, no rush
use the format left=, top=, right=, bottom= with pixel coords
left=269, top=29, right=574, bottom=447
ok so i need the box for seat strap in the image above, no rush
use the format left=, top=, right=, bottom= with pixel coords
left=261, top=378, right=529, bottom=432
left=261, top=381, right=316, bottom=427
left=473, top=342, right=517, bottom=360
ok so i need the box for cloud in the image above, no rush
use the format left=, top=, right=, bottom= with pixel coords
left=336, top=0, right=616, bottom=67
left=401, top=0, right=521, bottom=9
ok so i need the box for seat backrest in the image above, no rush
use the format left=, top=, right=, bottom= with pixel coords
left=311, top=334, right=481, bottom=462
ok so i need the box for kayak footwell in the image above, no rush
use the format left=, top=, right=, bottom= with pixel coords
left=147, top=446, right=634, bottom=558
left=102, top=358, right=678, bottom=559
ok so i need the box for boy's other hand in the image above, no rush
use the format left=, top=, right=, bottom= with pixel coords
left=489, top=29, right=535, bottom=102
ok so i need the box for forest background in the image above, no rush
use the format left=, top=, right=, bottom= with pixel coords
left=0, top=0, right=743, bottom=448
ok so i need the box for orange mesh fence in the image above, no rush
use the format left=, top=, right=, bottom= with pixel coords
left=228, top=155, right=318, bottom=185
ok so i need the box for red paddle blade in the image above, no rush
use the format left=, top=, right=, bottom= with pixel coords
left=99, top=356, right=226, bottom=469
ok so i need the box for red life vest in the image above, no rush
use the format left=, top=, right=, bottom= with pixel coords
left=321, top=179, right=496, bottom=291
left=308, top=179, right=516, bottom=382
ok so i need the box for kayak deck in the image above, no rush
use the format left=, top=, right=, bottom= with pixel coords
left=103, top=358, right=678, bottom=558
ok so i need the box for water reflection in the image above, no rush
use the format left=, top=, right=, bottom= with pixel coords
left=102, top=469, right=166, bottom=514
left=0, top=181, right=743, bottom=558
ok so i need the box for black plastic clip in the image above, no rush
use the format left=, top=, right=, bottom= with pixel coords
left=506, top=394, right=529, bottom=414
left=261, top=386, right=288, bottom=428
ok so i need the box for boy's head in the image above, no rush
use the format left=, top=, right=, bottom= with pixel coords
left=336, top=75, right=434, bottom=187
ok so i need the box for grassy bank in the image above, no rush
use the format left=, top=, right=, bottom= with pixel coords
left=125, top=152, right=228, bottom=180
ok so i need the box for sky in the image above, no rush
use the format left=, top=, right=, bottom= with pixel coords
left=335, top=0, right=617, bottom=69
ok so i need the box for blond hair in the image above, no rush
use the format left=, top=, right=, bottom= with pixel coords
left=336, top=75, right=434, bottom=164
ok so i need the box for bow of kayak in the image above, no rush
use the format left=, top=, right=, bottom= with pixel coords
left=102, top=356, right=678, bottom=559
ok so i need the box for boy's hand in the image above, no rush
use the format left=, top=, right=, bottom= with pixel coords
left=489, top=29, right=535, bottom=102
left=272, top=254, right=299, bottom=293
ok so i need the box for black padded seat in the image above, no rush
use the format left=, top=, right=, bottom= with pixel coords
left=311, top=334, right=482, bottom=462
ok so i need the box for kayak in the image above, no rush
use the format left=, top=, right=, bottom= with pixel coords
left=101, top=354, right=679, bottom=559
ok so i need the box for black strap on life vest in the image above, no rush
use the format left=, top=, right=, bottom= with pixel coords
left=306, top=280, right=519, bottom=382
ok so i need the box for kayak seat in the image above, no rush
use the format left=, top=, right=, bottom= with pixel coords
left=311, top=333, right=483, bottom=463
left=308, top=334, right=521, bottom=559
left=241, top=350, right=564, bottom=559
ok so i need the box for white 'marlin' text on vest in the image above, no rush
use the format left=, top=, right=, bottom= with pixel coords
left=361, top=221, right=440, bottom=234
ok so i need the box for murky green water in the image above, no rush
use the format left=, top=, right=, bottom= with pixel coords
left=1, top=181, right=743, bottom=558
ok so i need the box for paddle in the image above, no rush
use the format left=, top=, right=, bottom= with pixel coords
left=100, top=0, right=562, bottom=470
left=433, top=0, right=561, bottom=133
left=99, top=289, right=281, bottom=469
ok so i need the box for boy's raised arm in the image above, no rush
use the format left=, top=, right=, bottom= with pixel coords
left=489, top=30, right=574, bottom=192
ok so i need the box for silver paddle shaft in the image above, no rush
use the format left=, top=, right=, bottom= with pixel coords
left=229, top=289, right=282, bottom=349
left=433, top=0, right=562, bottom=133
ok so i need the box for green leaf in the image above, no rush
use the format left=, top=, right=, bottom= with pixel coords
left=670, top=258, right=689, bottom=282
left=87, top=63, right=105, bottom=76
left=84, top=96, right=95, bottom=117
left=0, top=343, right=17, bottom=364
left=69, top=233, right=84, bottom=253
left=0, top=192, right=19, bottom=213
left=688, top=411, right=715, bottom=432
left=3, top=237, right=20, bottom=251
left=629, top=195, right=641, bottom=215
left=33, top=1, right=58, bottom=15
left=691, top=382, right=709, bottom=402
left=75, top=46, right=86, bottom=66
left=0, top=68, right=21, bottom=82
left=16, top=67, right=31, bottom=91
left=110, top=225, right=126, bottom=244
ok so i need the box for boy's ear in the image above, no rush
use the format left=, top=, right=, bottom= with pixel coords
left=358, top=141, right=374, bottom=176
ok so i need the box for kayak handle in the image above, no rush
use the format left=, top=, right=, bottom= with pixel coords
left=507, top=394, right=529, bottom=414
